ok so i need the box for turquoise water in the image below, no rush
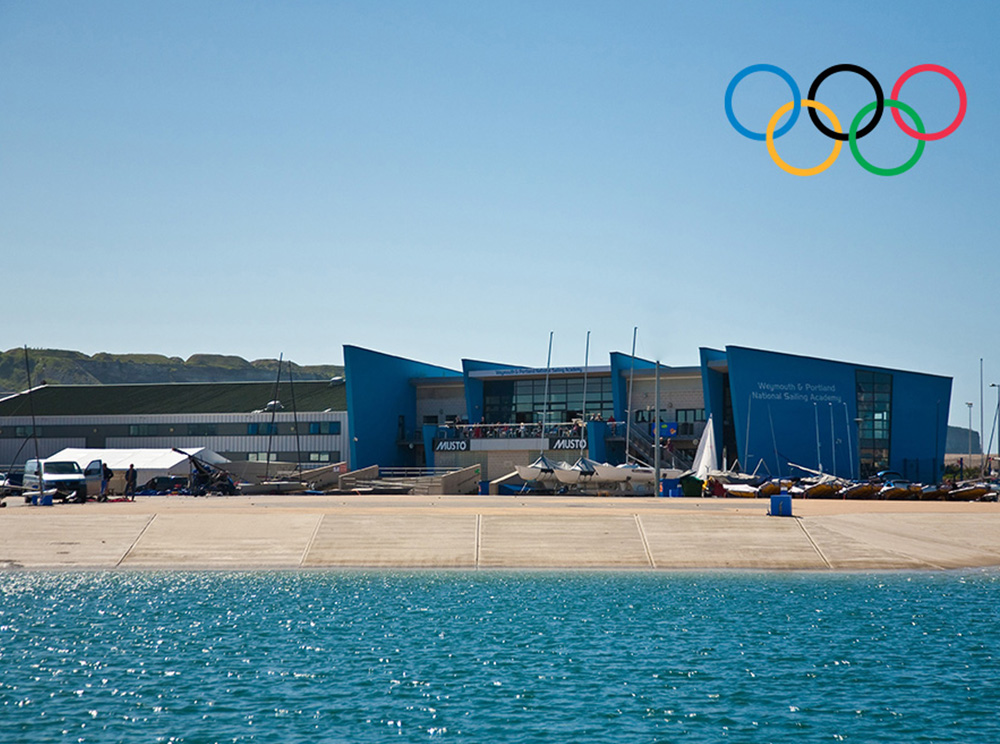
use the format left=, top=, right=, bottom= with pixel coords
left=1, top=571, right=998, bottom=742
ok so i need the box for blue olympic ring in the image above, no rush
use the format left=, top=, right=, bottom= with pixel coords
left=724, top=64, right=801, bottom=141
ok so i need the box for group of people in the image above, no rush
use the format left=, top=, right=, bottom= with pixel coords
left=445, top=421, right=588, bottom=440
left=100, top=463, right=138, bottom=501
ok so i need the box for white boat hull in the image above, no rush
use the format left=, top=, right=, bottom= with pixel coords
left=591, top=464, right=630, bottom=482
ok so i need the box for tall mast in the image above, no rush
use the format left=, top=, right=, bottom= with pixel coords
left=654, top=358, right=660, bottom=486
left=288, top=358, right=302, bottom=475
left=264, top=352, right=282, bottom=480
left=813, top=402, right=822, bottom=473
left=829, top=402, right=837, bottom=476
left=580, top=330, right=590, bottom=456
left=22, top=346, right=40, bottom=463
left=624, top=326, right=637, bottom=463
left=540, top=331, right=553, bottom=455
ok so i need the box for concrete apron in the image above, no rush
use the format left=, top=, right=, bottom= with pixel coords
left=2, top=495, right=999, bottom=570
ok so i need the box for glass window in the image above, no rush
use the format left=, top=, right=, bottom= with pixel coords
left=856, top=370, right=892, bottom=477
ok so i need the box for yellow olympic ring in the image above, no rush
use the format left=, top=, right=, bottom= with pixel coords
left=766, top=100, right=842, bottom=176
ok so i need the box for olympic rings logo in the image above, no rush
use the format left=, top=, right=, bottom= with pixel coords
left=725, top=64, right=966, bottom=176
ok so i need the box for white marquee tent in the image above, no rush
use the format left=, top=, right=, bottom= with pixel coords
left=50, top=447, right=229, bottom=487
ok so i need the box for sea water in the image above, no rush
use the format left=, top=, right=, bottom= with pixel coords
left=1, top=571, right=998, bottom=742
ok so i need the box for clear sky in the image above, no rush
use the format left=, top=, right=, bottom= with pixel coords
left=1, top=0, right=998, bottom=429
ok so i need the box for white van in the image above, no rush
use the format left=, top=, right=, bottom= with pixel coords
left=23, top=458, right=101, bottom=503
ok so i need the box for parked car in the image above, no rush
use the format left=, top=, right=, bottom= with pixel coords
left=22, top=458, right=100, bottom=503
left=1, top=472, right=13, bottom=503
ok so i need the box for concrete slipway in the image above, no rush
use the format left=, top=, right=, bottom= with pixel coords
left=1, top=495, right=998, bottom=571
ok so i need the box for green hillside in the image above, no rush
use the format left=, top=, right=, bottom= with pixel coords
left=0, top=348, right=343, bottom=393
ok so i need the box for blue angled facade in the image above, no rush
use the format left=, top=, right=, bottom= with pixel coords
left=700, top=346, right=951, bottom=482
left=343, top=345, right=462, bottom=469
left=343, top=343, right=952, bottom=481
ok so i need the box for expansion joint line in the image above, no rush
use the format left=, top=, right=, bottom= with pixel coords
left=117, top=514, right=156, bottom=567
left=635, top=514, right=655, bottom=568
left=300, top=514, right=325, bottom=567
left=475, top=514, right=482, bottom=569
left=795, top=517, right=832, bottom=569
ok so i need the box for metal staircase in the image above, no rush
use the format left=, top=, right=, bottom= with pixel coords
left=627, top=425, right=694, bottom=470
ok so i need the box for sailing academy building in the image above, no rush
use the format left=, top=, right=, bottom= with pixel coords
left=700, top=347, right=952, bottom=483
left=343, top=344, right=951, bottom=483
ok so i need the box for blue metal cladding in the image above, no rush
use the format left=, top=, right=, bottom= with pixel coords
left=886, top=369, right=952, bottom=482
left=609, top=352, right=656, bottom=423
left=715, top=346, right=951, bottom=481
left=343, top=346, right=462, bottom=469
left=587, top=420, right=608, bottom=462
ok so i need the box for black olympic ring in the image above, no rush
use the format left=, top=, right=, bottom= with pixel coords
left=806, top=64, right=884, bottom=141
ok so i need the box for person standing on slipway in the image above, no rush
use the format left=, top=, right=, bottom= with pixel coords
left=125, top=464, right=137, bottom=501
left=101, top=463, right=113, bottom=500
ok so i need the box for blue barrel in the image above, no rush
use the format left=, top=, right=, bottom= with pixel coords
left=478, top=481, right=490, bottom=495
left=769, top=493, right=792, bottom=517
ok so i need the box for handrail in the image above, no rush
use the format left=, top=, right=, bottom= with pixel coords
left=434, top=421, right=588, bottom=441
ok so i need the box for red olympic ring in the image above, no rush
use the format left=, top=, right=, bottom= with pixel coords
left=890, top=64, right=966, bottom=141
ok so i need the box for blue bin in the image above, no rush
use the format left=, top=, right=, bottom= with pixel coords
left=770, top=493, right=792, bottom=517
left=659, top=478, right=680, bottom=497
left=478, top=480, right=490, bottom=495
left=40, top=492, right=53, bottom=506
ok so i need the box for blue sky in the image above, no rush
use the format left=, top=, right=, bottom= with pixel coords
left=1, top=0, right=998, bottom=428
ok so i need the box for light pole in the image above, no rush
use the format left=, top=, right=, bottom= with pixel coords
left=967, top=402, right=974, bottom=479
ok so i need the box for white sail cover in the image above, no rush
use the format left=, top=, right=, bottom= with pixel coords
left=692, top=414, right=718, bottom=480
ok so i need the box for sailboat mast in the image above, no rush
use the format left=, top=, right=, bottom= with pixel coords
left=581, top=331, right=590, bottom=456
left=813, top=402, right=822, bottom=473
left=745, top=393, right=752, bottom=471
left=22, top=346, right=40, bottom=463
left=264, top=352, right=282, bottom=480
left=288, top=359, right=302, bottom=475
left=829, top=402, right=836, bottom=477
left=654, top=359, right=660, bottom=486
left=540, top=331, right=553, bottom=454
left=843, top=402, right=854, bottom=479
left=624, top=326, right=637, bottom=463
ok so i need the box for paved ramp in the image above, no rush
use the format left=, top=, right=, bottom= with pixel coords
left=479, top=515, right=650, bottom=568
left=121, top=513, right=321, bottom=568
left=802, top=514, right=1000, bottom=570
left=0, top=514, right=152, bottom=568
left=2, top=498, right=1000, bottom=571
left=640, top=514, right=828, bottom=569
left=303, top=514, right=477, bottom=567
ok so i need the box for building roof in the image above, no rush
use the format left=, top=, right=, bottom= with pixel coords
left=0, top=380, right=347, bottom=417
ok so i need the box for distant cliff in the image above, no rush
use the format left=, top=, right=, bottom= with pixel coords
left=946, top=425, right=981, bottom=455
left=0, top=348, right=343, bottom=392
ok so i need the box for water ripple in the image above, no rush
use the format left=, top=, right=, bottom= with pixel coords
left=0, top=571, right=999, bottom=742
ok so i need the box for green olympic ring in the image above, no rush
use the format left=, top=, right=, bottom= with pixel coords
left=849, top=99, right=926, bottom=177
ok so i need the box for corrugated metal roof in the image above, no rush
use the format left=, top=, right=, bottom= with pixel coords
left=0, top=380, right=347, bottom=416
